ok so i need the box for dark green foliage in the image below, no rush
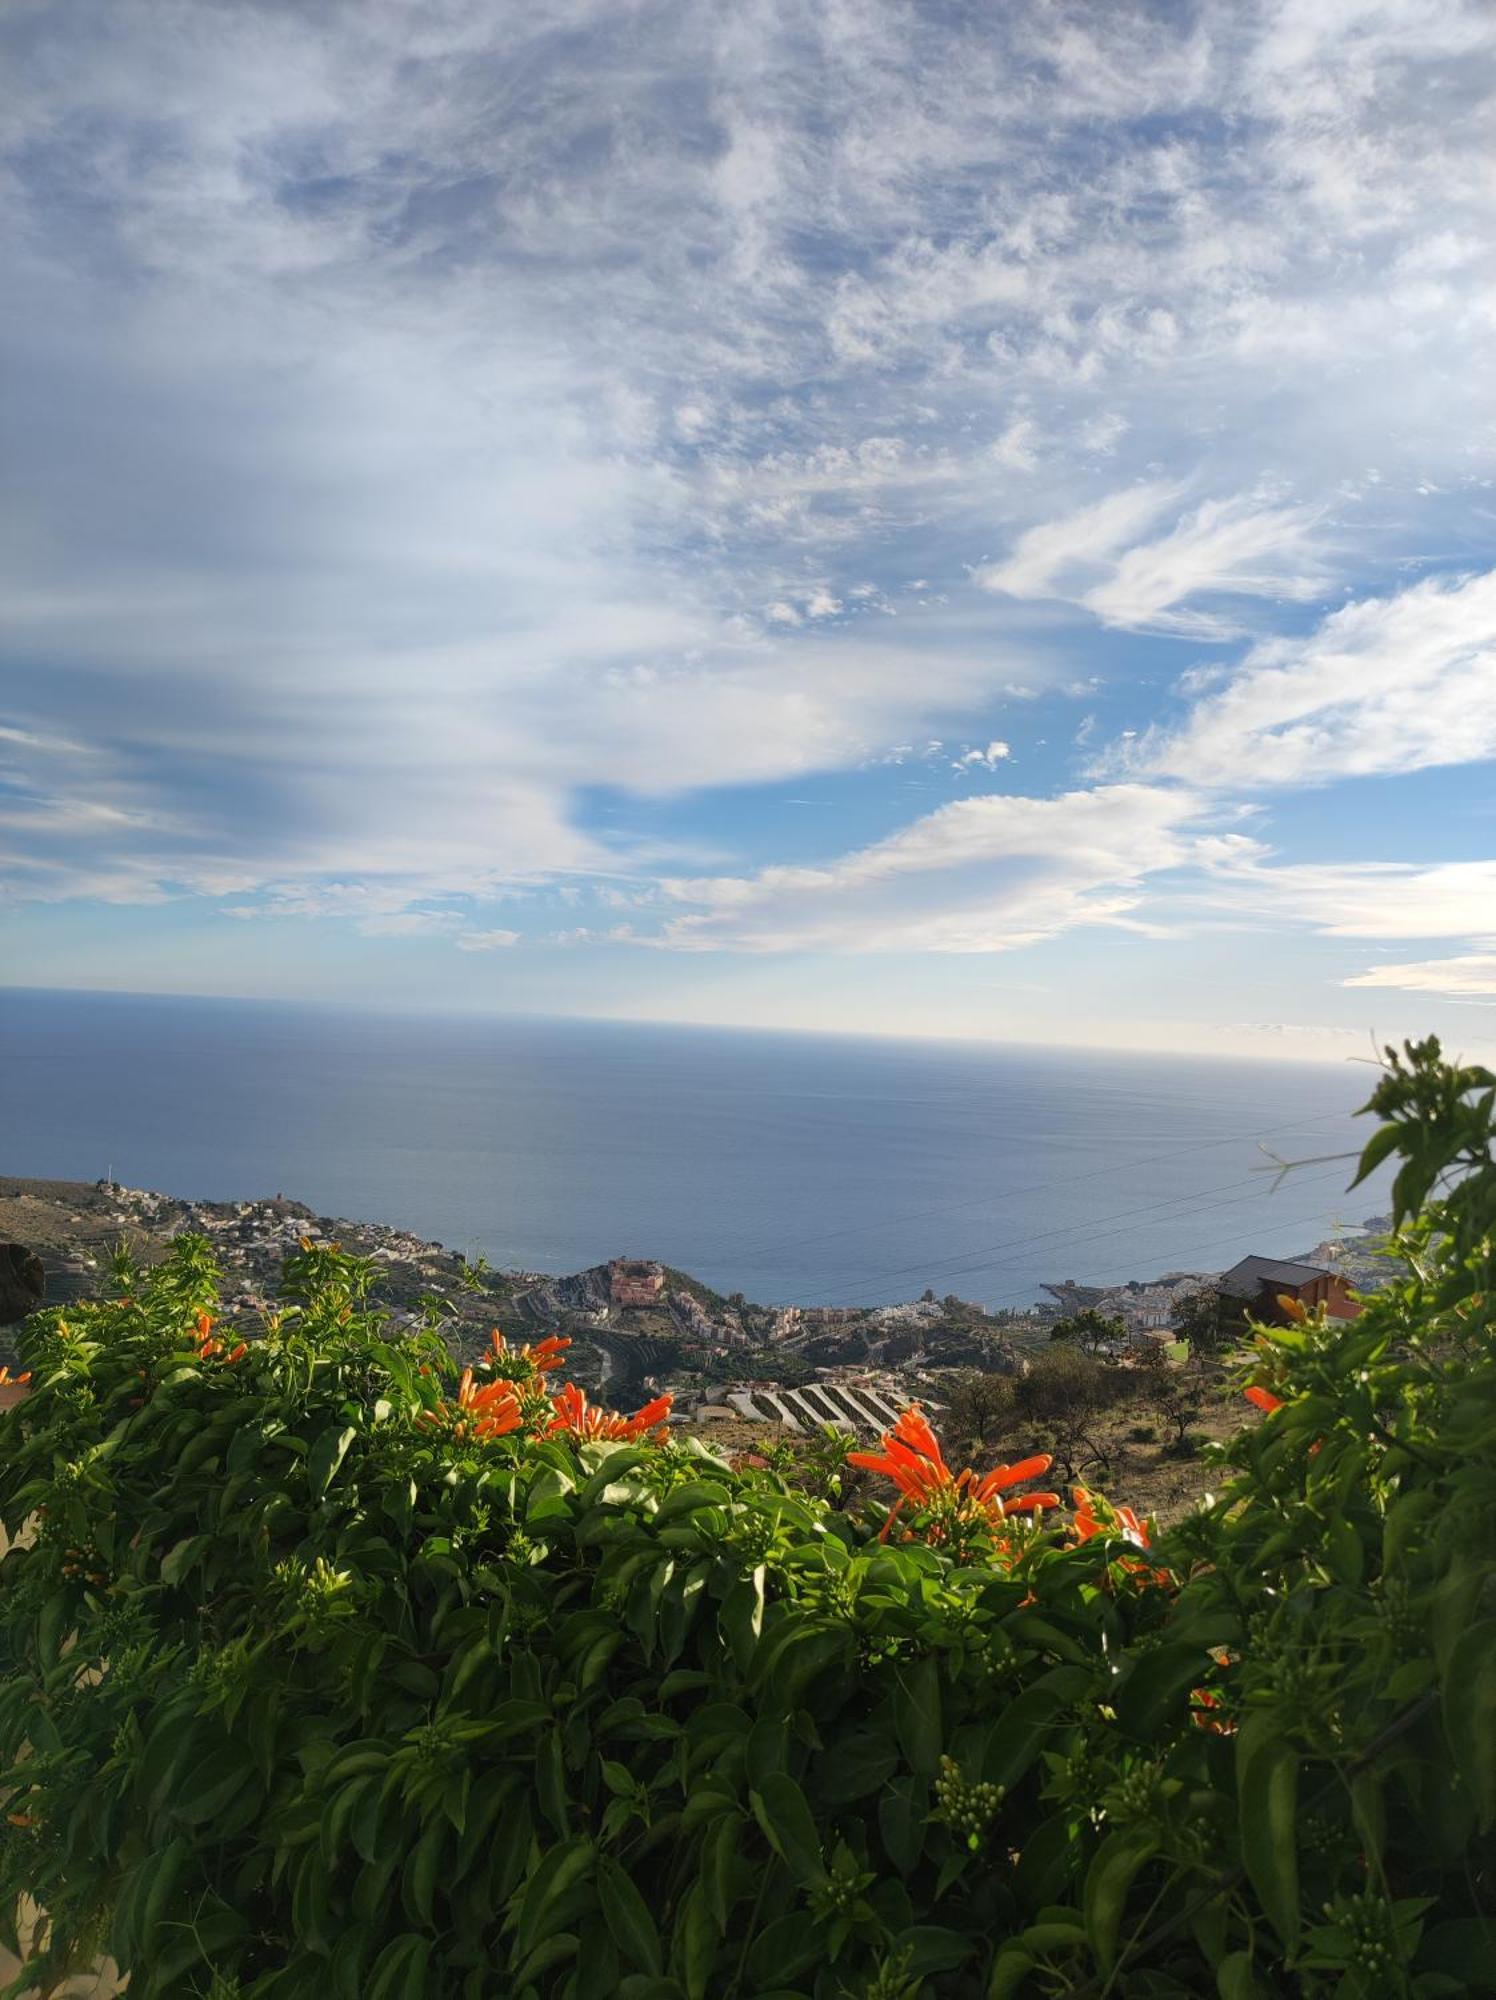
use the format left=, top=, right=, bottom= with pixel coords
left=1047, top=1309, right=1127, bottom=1357
left=0, top=1037, right=1492, bottom=1998
left=1172, top=1284, right=1229, bottom=1358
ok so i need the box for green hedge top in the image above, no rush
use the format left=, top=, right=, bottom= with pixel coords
left=0, top=1036, right=1492, bottom=2000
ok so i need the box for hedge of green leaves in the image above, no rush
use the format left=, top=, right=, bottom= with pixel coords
left=0, top=1037, right=1493, bottom=1998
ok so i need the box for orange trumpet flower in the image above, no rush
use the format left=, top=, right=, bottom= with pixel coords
left=850, top=1406, right=1058, bottom=1542
left=482, top=1329, right=571, bottom=1379
left=1243, top=1384, right=1284, bottom=1415
left=420, top=1367, right=524, bottom=1442
left=1071, top=1486, right=1151, bottom=1551
left=546, top=1381, right=672, bottom=1442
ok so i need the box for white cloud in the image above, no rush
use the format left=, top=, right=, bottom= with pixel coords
left=1195, top=848, right=1496, bottom=941
left=990, top=417, right=1040, bottom=471
left=976, top=484, right=1323, bottom=636
left=1346, top=954, right=1496, bottom=998
left=456, top=929, right=522, bottom=952
left=953, top=741, right=1011, bottom=771
left=655, top=784, right=1198, bottom=953
left=357, top=912, right=466, bottom=939
left=1081, top=495, right=1324, bottom=635
left=1134, top=568, right=1496, bottom=787
left=973, top=481, right=1182, bottom=604
left=4, top=0, right=1496, bottom=1015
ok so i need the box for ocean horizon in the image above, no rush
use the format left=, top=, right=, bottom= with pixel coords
left=2, top=986, right=1391, bottom=1307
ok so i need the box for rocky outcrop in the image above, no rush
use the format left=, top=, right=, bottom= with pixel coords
left=0, top=1243, right=44, bottom=1324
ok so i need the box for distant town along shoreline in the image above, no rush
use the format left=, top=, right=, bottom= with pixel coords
left=1, top=1173, right=1393, bottom=1438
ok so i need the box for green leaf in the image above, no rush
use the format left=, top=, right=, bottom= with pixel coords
left=110, top=1833, right=189, bottom=1964
left=702, top=1811, right=742, bottom=1932
left=720, top=1564, right=766, bottom=1673
left=513, top=1931, right=581, bottom=1989
left=1083, top=1827, right=1158, bottom=1974
left=1235, top=1711, right=1299, bottom=1950
left=747, top=1911, right=822, bottom=1988
left=894, top=1654, right=942, bottom=1777
left=159, top=1533, right=210, bottom=1587
left=1014, top=1813, right=1080, bottom=1912
left=986, top=1947, right=1035, bottom=1999
left=537, top=1724, right=570, bottom=1836
left=983, top=1666, right=1093, bottom=1790
left=402, top=1817, right=445, bottom=1927
left=308, top=1423, right=358, bottom=1501
left=1349, top=1119, right=1403, bottom=1188
left=814, top=1729, right=898, bottom=1805
left=901, top=1926, right=973, bottom=1975
left=750, top=1771, right=825, bottom=1888
left=1442, top=1618, right=1496, bottom=1828
left=321, top=1773, right=374, bottom=1866
left=1216, top=1949, right=1269, bottom=1999
left=514, top=1833, right=593, bottom=1966
left=145, top=1897, right=248, bottom=1992
left=597, top=1852, right=662, bottom=1976
left=366, top=1932, right=432, bottom=2000
left=1115, top=1642, right=1211, bottom=1741
left=878, top=1773, right=927, bottom=1874
left=1418, top=1918, right=1496, bottom=1991
left=675, top=1879, right=718, bottom=2000
left=168, top=1741, right=256, bottom=1826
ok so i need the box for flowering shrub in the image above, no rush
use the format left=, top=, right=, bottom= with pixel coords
left=0, top=1037, right=1490, bottom=1998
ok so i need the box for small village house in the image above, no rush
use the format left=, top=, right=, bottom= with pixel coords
left=1217, top=1255, right=1360, bottom=1327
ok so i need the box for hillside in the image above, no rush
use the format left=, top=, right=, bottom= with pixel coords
left=0, top=1175, right=1293, bottom=1523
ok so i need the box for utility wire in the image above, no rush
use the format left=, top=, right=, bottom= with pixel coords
left=940, top=1193, right=1363, bottom=1319
left=818, top=1164, right=1357, bottom=1306
left=727, top=1106, right=1361, bottom=1268
left=788, top=1157, right=1359, bottom=1306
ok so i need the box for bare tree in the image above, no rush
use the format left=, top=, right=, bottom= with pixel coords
left=942, top=1370, right=1016, bottom=1453
left=1013, top=1348, right=1115, bottom=1484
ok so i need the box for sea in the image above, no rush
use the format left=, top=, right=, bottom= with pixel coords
left=1, top=989, right=1392, bottom=1309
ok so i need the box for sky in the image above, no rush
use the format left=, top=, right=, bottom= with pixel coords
left=2, top=0, right=1495, bottom=1064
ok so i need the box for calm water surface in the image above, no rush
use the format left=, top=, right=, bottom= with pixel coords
left=1, top=990, right=1387, bottom=1306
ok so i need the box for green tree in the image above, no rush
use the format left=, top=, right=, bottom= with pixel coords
left=1173, top=1282, right=1228, bottom=1359
left=1048, top=1305, right=1127, bottom=1356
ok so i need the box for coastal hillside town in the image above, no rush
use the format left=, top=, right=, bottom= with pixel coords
left=0, top=1175, right=1392, bottom=1446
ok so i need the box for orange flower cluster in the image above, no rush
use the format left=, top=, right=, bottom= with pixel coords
left=419, top=1331, right=671, bottom=1447
left=195, top=1315, right=247, bottom=1366
left=1243, top=1384, right=1284, bottom=1414
left=850, top=1405, right=1058, bottom=1544
left=480, top=1329, right=571, bottom=1382
left=420, top=1367, right=524, bottom=1443
left=1071, top=1487, right=1172, bottom=1588
left=0, top=1366, right=32, bottom=1389
left=1071, top=1487, right=1151, bottom=1551
left=1190, top=1686, right=1234, bottom=1734
left=546, top=1382, right=673, bottom=1442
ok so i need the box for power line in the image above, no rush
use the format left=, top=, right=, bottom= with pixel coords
left=727, top=1106, right=1361, bottom=1269
left=789, top=1157, right=1358, bottom=1307
left=941, top=1192, right=1364, bottom=1319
